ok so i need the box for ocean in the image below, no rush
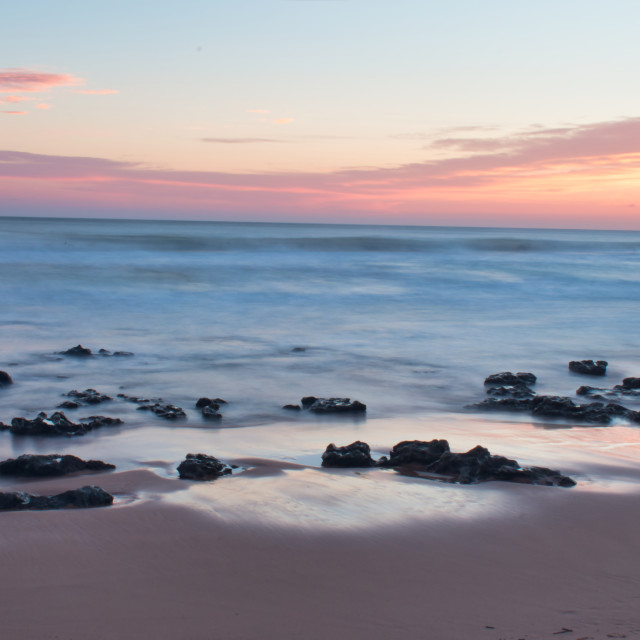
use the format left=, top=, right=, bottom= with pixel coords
left=1, top=215, right=640, bottom=512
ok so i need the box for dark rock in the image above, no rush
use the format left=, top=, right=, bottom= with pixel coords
left=57, top=401, right=81, bottom=409
left=144, top=403, right=186, bottom=420
left=484, top=372, right=537, bottom=386
left=321, top=441, right=376, bottom=467
left=60, top=345, right=93, bottom=357
left=63, top=388, right=112, bottom=405
left=201, top=405, right=222, bottom=419
left=621, top=377, right=640, bottom=390
left=301, top=396, right=318, bottom=408
left=8, top=411, right=122, bottom=437
left=568, top=360, right=608, bottom=376
left=486, top=383, right=536, bottom=399
left=99, top=349, right=134, bottom=357
left=291, top=347, right=306, bottom=352
left=195, top=397, right=225, bottom=409
left=282, top=404, right=301, bottom=411
left=0, top=422, right=9, bottom=431
left=307, top=398, right=367, bottom=414
left=0, top=454, right=115, bottom=477
left=530, top=395, right=614, bottom=424
left=0, top=486, right=113, bottom=511
left=575, top=385, right=610, bottom=399
left=380, top=439, right=450, bottom=467
left=177, top=453, right=232, bottom=480
left=0, top=370, right=13, bottom=386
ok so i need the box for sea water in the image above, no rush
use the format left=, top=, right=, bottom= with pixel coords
left=2, top=216, right=640, bottom=507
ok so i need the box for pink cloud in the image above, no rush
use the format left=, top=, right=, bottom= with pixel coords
left=73, top=89, right=119, bottom=95
left=0, top=95, right=32, bottom=104
left=1, top=110, right=27, bottom=115
left=2, top=117, right=640, bottom=228
left=0, top=68, right=82, bottom=93
left=35, top=103, right=52, bottom=110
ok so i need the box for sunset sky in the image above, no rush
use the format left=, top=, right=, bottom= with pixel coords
left=2, top=0, right=640, bottom=228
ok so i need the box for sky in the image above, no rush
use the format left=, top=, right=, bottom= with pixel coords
left=2, top=0, right=640, bottom=229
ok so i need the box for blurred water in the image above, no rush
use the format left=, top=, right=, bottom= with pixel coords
left=1, top=216, right=640, bottom=427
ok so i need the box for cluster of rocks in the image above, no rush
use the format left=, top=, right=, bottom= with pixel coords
left=117, top=393, right=186, bottom=420
left=283, top=397, right=367, bottom=414
left=58, top=388, right=112, bottom=409
left=177, top=453, right=234, bottom=480
left=0, top=453, right=114, bottom=477
left=0, top=411, right=123, bottom=437
left=577, top=377, right=640, bottom=401
left=59, top=345, right=134, bottom=357
left=0, top=485, right=113, bottom=511
left=321, top=439, right=576, bottom=487
left=472, top=364, right=640, bottom=425
left=196, top=397, right=227, bottom=420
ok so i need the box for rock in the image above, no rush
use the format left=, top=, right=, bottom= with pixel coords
left=201, top=405, right=222, bottom=419
left=57, top=401, right=81, bottom=409
left=621, top=377, right=640, bottom=390
left=60, top=345, right=93, bottom=357
left=62, top=388, right=112, bottom=405
left=0, top=486, right=113, bottom=511
left=177, top=453, right=233, bottom=480
left=321, top=441, right=376, bottom=467
left=472, top=397, right=534, bottom=412
left=0, top=370, right=13, bottom=386
left=8, top=411, right=122, bottom=436
left=301, top=396, right=318, bottom=408
left=306, top=398, right=366, bottom=414
left=0, top=454, right=115, bottom=477
left=282, top=404, right=301, bottom=411
left=380, top=439, right=450, bottom=467
left=196, top=397, right=216, bottom=409
left=291, top=347, right=306, bottom=352
left=484, top=372, right=537, bottom=386
left=530, top=395, right=615, bottom=424
left=486, top=383, right=536, bottom=399
left=99, top=349, right=134, bottom=357
left=568, top=360, right=608, bottom=376
left=143, top=403, right=186, bottom=420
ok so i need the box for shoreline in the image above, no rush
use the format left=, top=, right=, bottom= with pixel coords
left=1, top=470, right=639, bottom=640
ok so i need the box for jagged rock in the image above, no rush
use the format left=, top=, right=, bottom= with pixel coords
left=486, top=383, right=536, bottom=399
left=321, top=441, right=376, bottom=467
left=0, top=486, right=113, bottom=511
left=201, top=405, right=222, bottom=419
left=569, top=360, right=608, bottom=376
left=0, top=454, right=115, bottom=477
left=60, top=344, right=93, bottom=357
left=8, top=411, right=123, bottom=436
left=282, top=404, right=301, bottom=411
left=380, top=439, right=450, bottom=467
left=484, top=372, right=537, bottom=386
left=177, top=453, right=232, bottom=480
left=301, top=396, right=318, bottom=408
left=306, top=398, right=366, bottom=414
left=0, top=371, right=13, bottom=386
left=62, top=388, right=112, bottom=405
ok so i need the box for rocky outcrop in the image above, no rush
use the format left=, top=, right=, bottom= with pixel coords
left=484, top=372, right=537, bottom=386
left=0, top=371, right=13, bottom=386
left=320, top=439, right=576, bottom=487
left=296, top=397, right=366, bottom=414
left=5, top=411, right=123, bottom=436
left=59, top=345, right=133, bottom=357
left=0, top=454, right=115, bottom=477
left=195, top=397, right=226, bottom=420
left=569, top=360, right=608, bottom=376
left=118, top=393, right=185, bottom=420
left=0, top=485, right=113, bottom=511
left=321, top=441, right=376, bottom=467
left=58, top=389, right=112, bottom=409
left=177, top=453, right=233, bottom=480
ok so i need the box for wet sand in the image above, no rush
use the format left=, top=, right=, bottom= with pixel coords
left=1, top=464, right=639, bottom=640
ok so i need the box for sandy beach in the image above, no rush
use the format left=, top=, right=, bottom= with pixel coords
left=1, top=426, right=639, bottom=640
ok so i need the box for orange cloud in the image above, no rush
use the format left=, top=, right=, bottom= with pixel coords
left=1, top=110, right=28, bottom=115
left=2, top=117, right=640, bottom=228
left=0, top=68, right=82, bottom=93
left=273, top=118, right=294, bottom=125
left=246, top=108, right=269, bottom=114
left=0, top=95, right=32, bottom=104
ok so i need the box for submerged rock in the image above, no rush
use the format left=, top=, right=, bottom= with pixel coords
left=484, top=372, right=537, bottom=386
left=321, top=441, right=376, bottom=467
left=282, top=404, right=301, bottom=411
left=8, top=411, right=123, bottom=437
left=0, top=371, right=13, bottom=386
left=0, top=454, right=115, bottom=477
left=137, top=403, right=186, bottom=420
left=0, top=485, right=113, bottom=511
left=177, top=453, right=233, bottom=480
left=201, top=405, right=222, bottom=419
left=305, top=397, right=366, bottom=414
left=60, top=388, right=112, bottom=406
left=60, top=344, right=93, bottom=357
left=569, top=360, right=608, bottom=376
